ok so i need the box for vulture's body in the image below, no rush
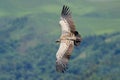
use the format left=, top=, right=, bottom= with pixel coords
left=56, top=5, right=82, bottom=73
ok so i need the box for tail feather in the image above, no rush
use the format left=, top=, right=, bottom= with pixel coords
left=56, top=58, right=68, bottom=73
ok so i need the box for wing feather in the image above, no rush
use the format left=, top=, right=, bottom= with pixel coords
left=56, top=40, right=74, bottom=73
left=61, top=5, right=76, bottom=33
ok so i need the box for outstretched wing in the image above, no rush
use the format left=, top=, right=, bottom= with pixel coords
left=60, top=5, right=82, bottom=46
left=60, top=5, right=76, bottom=33
left=56, top=40, right=74, bottom=73
left=55, top=5, right=81, bottom=73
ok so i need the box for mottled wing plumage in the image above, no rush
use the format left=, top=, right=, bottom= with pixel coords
left=60, top=5, right=82, bottom=45
left=56, top=40, right=74, bottom=73
left=61, top=5, right=76, bottom=33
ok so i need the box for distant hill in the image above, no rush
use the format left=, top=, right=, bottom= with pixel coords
left=0, top=0, right=120, bottom=36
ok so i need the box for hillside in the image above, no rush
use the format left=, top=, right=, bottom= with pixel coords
left=0, top=31, right=120, bottom=80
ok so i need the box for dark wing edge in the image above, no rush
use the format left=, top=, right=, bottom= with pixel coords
left=61, top=5, right=71, bottom=18
left=56, top=57, right=69, bottom=73
left=61, top=5, right=76, bottom=33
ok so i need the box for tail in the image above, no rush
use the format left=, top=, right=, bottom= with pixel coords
left=56, top=58, right=68, bottom=73
left=74, top=31, right=82, bottom=46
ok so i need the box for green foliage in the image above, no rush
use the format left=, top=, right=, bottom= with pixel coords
left=0, top=27, right=120, bottom=80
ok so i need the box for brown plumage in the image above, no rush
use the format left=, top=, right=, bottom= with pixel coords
left=56, top=5, right=82, bottom=73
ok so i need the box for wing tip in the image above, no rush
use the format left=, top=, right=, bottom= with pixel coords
left=56, top=59, right=68, bottom=73
left=61, top=5, right=71, bottom=17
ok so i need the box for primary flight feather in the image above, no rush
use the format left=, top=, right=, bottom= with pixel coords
left=56, top=5, right=82, bottom=73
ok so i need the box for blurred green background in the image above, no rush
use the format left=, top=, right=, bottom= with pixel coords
left=0, top=0, right=120, bottom=80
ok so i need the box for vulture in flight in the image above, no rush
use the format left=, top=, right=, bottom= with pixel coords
left=56, top=5, right=82, bottom=73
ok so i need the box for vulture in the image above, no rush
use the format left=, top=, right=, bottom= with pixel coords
left=56, top=5, right=82, bottom=73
